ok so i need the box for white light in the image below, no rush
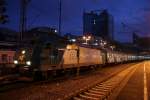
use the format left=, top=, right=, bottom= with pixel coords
left=22, top=50, right=26, bottom=54
left=54, top=29, right=57, bottom=33
left=71, top=39, right=76, bottom=42
left=14, top=60, right=18, bottom=64
left=88, top=36, right=91, bottom=39
left=93, top=19, right=96, bottom=24
left=82, top=42, right=87, bottom=45
left=93, top=43, right=98, bottom=45
left=26, top=61, right=31, bottom=66
left=83, top=36, right=86, bottom=39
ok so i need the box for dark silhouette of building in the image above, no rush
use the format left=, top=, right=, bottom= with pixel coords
left=133, top=33, right=150, bottom=53
left=0, top=27, right=17, bottom=49
left=24, top=27, right=68, bottom=46
left=83, top=10, right=114, bottom=40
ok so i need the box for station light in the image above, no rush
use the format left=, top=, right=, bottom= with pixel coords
left=67, top=44, right=78, bottom=50
left=93, top=19, right=96, bottom=24
left=103, top=42, right=107, bottom=45
left=82, top=35, right=92, bottom=44
left=67, top=45, right=72, bottom=50
left=83, top=36, right=86, bottom=39
left=70, top=39, right=76, bottom=42
left=54, top=29, right=57, bottom=33
left=93, top=43, right=98, bottom=46
left=87, top=36, right=91, bottom=40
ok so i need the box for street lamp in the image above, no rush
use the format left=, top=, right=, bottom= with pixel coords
left=82, top=35, right=91, bottom=44
left=103, top=41, right=107, bottom=45
left=54, top=29, right=57, bottom=33
left=110, top=45, right=115, bottom=50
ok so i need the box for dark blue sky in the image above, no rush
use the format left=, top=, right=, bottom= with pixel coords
left=1, top=0, right=150, bottom=42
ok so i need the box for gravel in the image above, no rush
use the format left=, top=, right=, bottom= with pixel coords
left=0, top=63, right=135, bottom=100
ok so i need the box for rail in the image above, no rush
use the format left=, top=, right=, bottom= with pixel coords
left=66, top=63, right=140, bottom=100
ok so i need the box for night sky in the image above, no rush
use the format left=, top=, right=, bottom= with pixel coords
left=1, top=0, right=150, bottom=42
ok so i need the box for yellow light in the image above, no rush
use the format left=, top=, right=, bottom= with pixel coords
left=67, top=44, right=78, bottom=50
left=88, top=36, right=91, bottom=39
left=67, top=45, right=72, bottom=50
left=22, top=50, right=26, bottom=54
left=83, top=36, right=86, bottom=39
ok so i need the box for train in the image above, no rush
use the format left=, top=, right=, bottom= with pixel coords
left=13, top=41, right=146, bottom=79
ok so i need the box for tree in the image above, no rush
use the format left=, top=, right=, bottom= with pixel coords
left=0, top=0, right=8, bottom=24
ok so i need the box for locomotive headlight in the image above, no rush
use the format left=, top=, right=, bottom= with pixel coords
left=22, top=50, right=26, bottom=54
left=14, top=60, right=18, bottom=64
left=26, top=61, right=31, bottom=66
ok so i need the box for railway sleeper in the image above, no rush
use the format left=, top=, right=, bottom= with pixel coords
left=103, top=80, right=123, bottom=85
left=87, top=90, right=110, bottom=100
left=88, top=90, right=107, bottom=95
left=89, top=89, right=110, bottom=95
left=84, top=91, right=104, bottom=98
left=95, top=86, right=113, bottom=90
left=95, top=86, right=114, bottom=92
left=98, top=83, right=118, bottom=89
left=96, top=85, right=114, bottom=88
left=73, top=97, right=84, bottom=100
left=79, top=94, right=100, bottom=100
left=91, top=88, right=111, bottom=96
left=103, top=79, right=121, bottom=83
left=100, top=81, right=119, bottom=86
left=92, top=87, right=111, bottom=91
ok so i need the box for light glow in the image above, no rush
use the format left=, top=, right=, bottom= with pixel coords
left=14, top=60, right=18, bottom=64
left=26, top=61, right=31, bottom=66
left=22, top=50, right=26, bottom=54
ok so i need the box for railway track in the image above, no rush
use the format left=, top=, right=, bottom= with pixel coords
left=69, top=63, right=140, bottom=100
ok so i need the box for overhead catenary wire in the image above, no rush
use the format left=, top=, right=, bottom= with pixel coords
left=26, top=0, right=57, bottom=29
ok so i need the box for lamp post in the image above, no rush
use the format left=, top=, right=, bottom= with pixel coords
left=110, top=45, right=115, bottom=50
left=82, top=35, right=91, bottom=45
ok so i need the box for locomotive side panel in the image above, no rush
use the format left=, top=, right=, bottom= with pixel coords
left=79, top=47, right=102, bottom=66
left=107, top=52, right=115, bottom=63
left=63, top=46, right=103, bottom=68
left=63, top=49, right=78, bottom=67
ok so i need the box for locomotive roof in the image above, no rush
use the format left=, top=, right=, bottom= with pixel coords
left=76, top=43, right=135, bottom=55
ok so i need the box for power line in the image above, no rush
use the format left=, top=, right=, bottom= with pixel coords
left=27, top=2, right=55, bottom=29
